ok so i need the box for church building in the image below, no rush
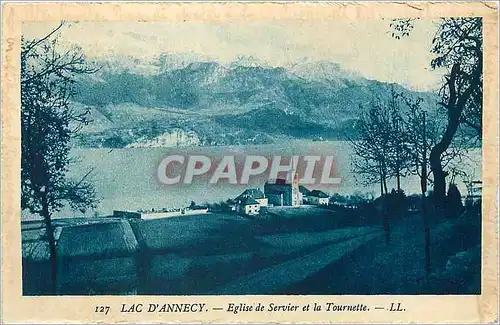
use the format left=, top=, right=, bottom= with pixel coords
left=264, top=171, right=301, bottom=207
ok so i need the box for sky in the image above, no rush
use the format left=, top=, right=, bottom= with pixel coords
left=23, top=20, right=444, bottom=91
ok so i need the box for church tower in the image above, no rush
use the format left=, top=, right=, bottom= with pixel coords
left=291, top=156, right=300, bottom=206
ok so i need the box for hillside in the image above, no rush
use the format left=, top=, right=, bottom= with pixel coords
left=71, top=56, right=440, bottom=148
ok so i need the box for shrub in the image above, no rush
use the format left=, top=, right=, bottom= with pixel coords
left=446, top=183, right=464, bottom=218
left=386, top=189, right=407, bottom=216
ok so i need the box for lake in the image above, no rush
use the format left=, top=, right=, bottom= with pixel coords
left=54, top=140, right=480, bottom=218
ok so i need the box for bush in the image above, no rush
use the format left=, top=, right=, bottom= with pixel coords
left=330, top=192, right=374, bottom=206
left=386, top=189, right=407, bottom=216
left=446, top=183, right=464, bottom=218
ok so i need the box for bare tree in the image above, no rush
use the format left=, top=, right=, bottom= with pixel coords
left=401, top=94, right=469, bottom=275
left=350, top=95, right=403, bottom=244
left=429, top=18, right=482, bottom=208
left=391, top=18, right=483, bottom=208
left=21, top=22, right=100, bottom=293
left=350, top=101, right=392, bottom=197
left=386, top=85, right=413, bottom=192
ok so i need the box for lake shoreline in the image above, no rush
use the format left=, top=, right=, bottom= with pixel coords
left=33, top=140, right=480, bottom=219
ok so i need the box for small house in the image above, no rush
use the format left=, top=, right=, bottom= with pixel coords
left=235, top=188, right=268, bottom=207
left=307, top=190, right=330, bottom=206
left=236, top=197, right=260, bottom=215
left=299, top=185, right=310, bottom=197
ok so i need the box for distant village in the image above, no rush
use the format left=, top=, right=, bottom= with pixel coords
left=114, top=169, right=346, bottom=220
left=113, top=168, right=483, bottom=221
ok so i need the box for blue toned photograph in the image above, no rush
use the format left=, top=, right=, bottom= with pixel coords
left=21, top=19, right=482, bottom=295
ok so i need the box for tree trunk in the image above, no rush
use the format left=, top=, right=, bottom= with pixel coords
left=421, top=168, right=430, bottom=276
left=379, top=167, right=384, bottom=196
left=396, top=169, right=401, bottom=192
left=383, top=172, right=390, bottom=245
left=421, top=188, right=430, bottom=276
left=41, top=192, right=57, bottom=294
left=421, top=111, right=430, bottom=276
left=379, top=168, right=390, bottom=245
left=395, top=132, right=401, bottom=192
left=429, top=118, right=459, bottom=208
left=430, top=62, right=478, bottom=208
left=383, top=209, right=390, bottom=245
left=383, top=174, right=388, bottom=195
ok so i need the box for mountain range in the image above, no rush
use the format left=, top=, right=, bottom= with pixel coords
left=71, top=55, right=439, bottom=148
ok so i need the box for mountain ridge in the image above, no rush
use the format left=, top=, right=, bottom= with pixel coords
left=72, top=55, right=440, bottom=148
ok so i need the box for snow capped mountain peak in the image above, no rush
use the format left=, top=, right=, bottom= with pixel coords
left=155, top=52, right=216, bottom=71
left=93, top=53, right=367, bottom=89
left=230, top=55, right=271, bottom=69
left=97, top=54, right=161, bottom=75
left=73, top=52, right=439, bottom=149
left=287, top=58, right=366, bottom=85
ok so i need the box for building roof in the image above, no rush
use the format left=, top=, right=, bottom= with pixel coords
left=267, top=178, right=291, bottom=185
left=236, top=188, right=265, bottom=200
left=299, top=185, right=310, bottom=195
left=238, top=197, right=260, bottom=206
left=309, top=190, right=329, bottom=198
left=265, top=182, right=292, bottom=190
left=265, top=189, right=285, bottom=196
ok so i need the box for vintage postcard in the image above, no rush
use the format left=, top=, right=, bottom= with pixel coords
left=1, top=1, right=499, bottom=324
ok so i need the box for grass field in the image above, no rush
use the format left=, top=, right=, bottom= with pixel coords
left=21, top=206, right=480, bottom=295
